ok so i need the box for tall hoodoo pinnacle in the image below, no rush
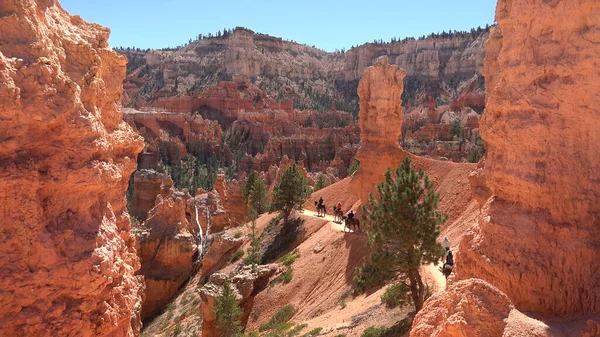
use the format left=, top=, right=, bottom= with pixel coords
left=352, top=56, right=409, bottom=204
left=0, top=1, right=144, bottom=336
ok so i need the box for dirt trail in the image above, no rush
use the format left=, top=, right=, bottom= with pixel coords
left=301, top=209, right=358, bottom=234
left=303, top=209, right=446, bottom=291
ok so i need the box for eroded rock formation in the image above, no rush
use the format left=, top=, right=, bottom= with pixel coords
left=457, top=0, right=600, bottom=317
left=351, top=56, right=410, bottom=203
left=0, top=1, right=144, bottom=336
left=130, top=169, right=173, bottom=221
left=135, top=190, right=198, bottom=320
left=411, top=279, right=513, bottom=337
left=199, top=265, right=280, bottom=337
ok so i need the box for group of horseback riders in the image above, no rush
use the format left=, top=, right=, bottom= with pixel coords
left=315, top=197, right=454, bottom=278
left=315, top=197, right=358, bottom=232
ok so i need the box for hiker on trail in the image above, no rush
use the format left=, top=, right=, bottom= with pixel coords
left=445, top=248, right=454, bottom=266
left=441, top=236, right=451, bottom=260
left=318, top=197, right=323, bottom=207
left=442, top=236, right=451, bottom=250
left=442, top=248, right=454, bottom=279
left=347, top=210, right=355, bottom=221
left=336, top=201, right=342, bottom=211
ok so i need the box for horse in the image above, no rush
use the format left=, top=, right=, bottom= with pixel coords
left=314, top=201, right=326, bottom=217
left=333, top=206, right=343, bottom=223
left=343, top=216, right=360, bottom=233
left=442, top=263, right=453, bottom=279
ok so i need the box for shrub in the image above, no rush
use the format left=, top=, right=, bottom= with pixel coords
left=361, top=326, right=388, bottom=337
left=277, top=249, right=300, bottom=266
left=259, top=305, right=296, bottom=332
left=381, top=283, right=410, bottom=308
left=230, top=250, right=244, bottom=262
left=302, top=327, right=323, bottom=337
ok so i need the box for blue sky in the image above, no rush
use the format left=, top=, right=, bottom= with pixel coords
left=60, top=0, right=496, bottom=52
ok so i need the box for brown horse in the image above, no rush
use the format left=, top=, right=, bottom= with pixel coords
left=314, top=201, right=326, bottom=217
left=343, top=216, right=360, bottom=232
left=333, top=206, right=343, bottom=222
left=442, top=263, right=453, bottom=279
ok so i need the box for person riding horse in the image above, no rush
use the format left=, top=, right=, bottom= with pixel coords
left=315, top=197, right=326, bottom=217
left=343, top=210, right=360, bottom=232
left=442, top=248, right=454, bottom=279
left=333, top=202, right=343, bottom=222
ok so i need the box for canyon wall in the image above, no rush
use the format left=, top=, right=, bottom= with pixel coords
left=120, top=28, right=488, bottom=112
left=341, top=33, right=487, bottom=82
left=0, top=1, right=144, bottom=336
left=458, top=0, right=600, bottom=317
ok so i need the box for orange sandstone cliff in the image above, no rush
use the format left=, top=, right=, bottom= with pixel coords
left=0, top=0, right=144, bottom=336
left=459, top=0, right=600, bottom=316
left=413, top=0, right=600, bottom=336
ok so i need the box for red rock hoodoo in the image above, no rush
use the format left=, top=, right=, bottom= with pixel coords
left=0, top=1, right=144, bottom=336
left=351, top=56, right=410, bottom=203
left=458, top=0, right=600, bottom=317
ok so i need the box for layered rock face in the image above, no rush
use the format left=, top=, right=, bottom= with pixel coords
left=0, top=1, right=144, bottom=336
left=341, top=33, right=487, bottom=82
left=120, top=27, right=488, bottom=113
left=130, top=169, right=173, bottom=221
left=458, top=0, right=600, bottom=317
left=351, top=56, right=409, bottom=203
left=135, top=190, right=198, bottom=319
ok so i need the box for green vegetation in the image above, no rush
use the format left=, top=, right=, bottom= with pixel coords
left=271, top=249, right=299, bottom=286
left=468, top=135, right=485, bottom=163
left=270, top=164, right=311, bottom=224
left=359, top=318, right=414, bottom=337
left=259, top=305, right=296, bottom=332
left=230, top=250, right=244, bottom=262
left=173, top=323, right=182, bottom=335
left=243, top=208, right=262, bottom=267
left=277, top=249, right=300, bottom=266
left=213, top=280, right=243, bottom=337
left=313, top=173, right=330, bottom=192
left=243, top=170, right=270, bottom=214
left=355, top=157, right=446, bottom=312
left=286, top=324, right=308, bottom=336
left=301, top=327, right=323, bottom=337
left=361, top=327, right=388, bottom=337
left=347, top=159, right=360, bottom=176
left=271, top=268, right=294, bottom=286
left=381, top=284, right=409, bottom=308
left=450, top=119, right=463, bottom=139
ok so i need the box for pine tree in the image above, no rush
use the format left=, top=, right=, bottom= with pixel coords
left=347, top=159, right=360, bottom=176
left=213, top=280, right=243, bottom=337
left=270, top=163, right=311, bottom=224
left=242, top=170, right=259, bottom=204
left=313, top=173, right=330, bottom=191
left=244, top=207, right=262, bottom=268
left=249, top=178, right=269, bottom=214
left=243, top=171, right=270, bottom=214
left=354, top=157, right=447, bottom=312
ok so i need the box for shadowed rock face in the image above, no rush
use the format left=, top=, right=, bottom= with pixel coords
left=459, top=0, right=600, bottom=317
left=0, top=1, right=144, bottom=336
left=351, top=56, right=410, bottom=204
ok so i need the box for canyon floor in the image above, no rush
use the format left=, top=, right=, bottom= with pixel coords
left=140, top=155, right=478, bottom=337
